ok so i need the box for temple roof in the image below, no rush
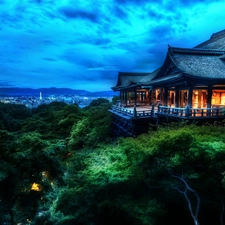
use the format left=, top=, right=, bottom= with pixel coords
left=195, top=29, right=225, bottom=49
left=112, top=72, right=151, bottom=91
left=143, top=74, right=183, bottom=87
left=112, top=29, right=225, bottom=91
left=168, top=46, right=225, bottom=79
left=139, top=67, right=161, bottom=83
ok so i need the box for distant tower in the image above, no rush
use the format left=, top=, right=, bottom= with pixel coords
left=40, top=92, right=42, bottom=101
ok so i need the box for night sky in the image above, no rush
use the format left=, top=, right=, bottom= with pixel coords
left=0, top=0, right=225, bottom=91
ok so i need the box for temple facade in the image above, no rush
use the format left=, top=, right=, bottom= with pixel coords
left=112, top=30, right=225, bottom=109
left=110, top=30, right=225, bottom=136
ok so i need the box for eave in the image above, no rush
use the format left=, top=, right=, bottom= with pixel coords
left=169, top=46, right=225, bottom=55
left=183, top=73, right=225, bottom=85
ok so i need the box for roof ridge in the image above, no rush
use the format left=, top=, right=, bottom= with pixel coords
left=211, top=29, right=225, bottom=39
left=119, top=72, right=151, bottom=76
left=194, top=29, right=225, bottom=49
left=168, top=46, right=225, bottom=55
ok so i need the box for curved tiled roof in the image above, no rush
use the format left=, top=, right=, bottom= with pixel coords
left=112, top=29, right=225, bottom=91
left=139, top=67, right=161, bottom=83
left=170, top=51, right=225, bottom=79
left=195, top=29, right=225, bottom=49
left=145, top=74, right=182, bottom=85
left=112, top=72, right=151, bottom=90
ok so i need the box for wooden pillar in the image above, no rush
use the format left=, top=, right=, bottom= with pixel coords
left=160, top=88, right=163, bottom=102
left=134, top=87, right=137, bottom=105
left=150, top=89, right=153, bottom=105
left=125, top=90, right=127, bottom=107
left=188, top=86, right=193, bottom=108
left=207, top=85, right=212, bottom=108
left=163, top=87, right=168, bottom=106
left=198, top=90, right=202, bottom=108
left=175, top=88, right=179, bottom=107
left=121, top=90, right=124, bottom=101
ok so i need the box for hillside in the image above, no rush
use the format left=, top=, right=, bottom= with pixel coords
left=0, top=87, right=117, bottom=97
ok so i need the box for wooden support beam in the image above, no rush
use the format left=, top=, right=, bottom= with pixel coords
left=188, top=86, right=193, bottom=108
left=163, top=87, right=168, bottom=106
left=175, top=88, right=179, bottom=107
left=207, top=85, right=212, bottom=109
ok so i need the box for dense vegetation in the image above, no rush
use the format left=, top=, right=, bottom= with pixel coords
left=1, top=99, right=225, bottom=225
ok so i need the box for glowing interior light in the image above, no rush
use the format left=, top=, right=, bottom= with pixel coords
left=31, top=183, right=42, bottom=192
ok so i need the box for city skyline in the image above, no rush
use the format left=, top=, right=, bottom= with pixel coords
left=0, top=0, right=225, bottom=91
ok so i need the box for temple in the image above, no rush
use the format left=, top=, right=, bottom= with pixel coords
left=110, top=29, right=225, bottom=136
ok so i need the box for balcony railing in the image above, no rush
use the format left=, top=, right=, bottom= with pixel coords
left=111, top=105, right=154, bottom=118
left=158, top=105, right=225, bottom=117
left=111, top=104, right=225, bottom=119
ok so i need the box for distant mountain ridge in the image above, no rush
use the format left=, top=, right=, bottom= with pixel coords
left=0, top=87, right=117, bottom=97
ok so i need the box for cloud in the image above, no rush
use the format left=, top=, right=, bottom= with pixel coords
left=0, top=0, right=224, bottom=91
left=0, top=80, right=14, bottom=87
left=42, top=57, right=57, bottom=62
left=60, top=7, right=100, bottom=23
left=113, top=5, right=128, bottom=19
left=114, top=0, right=157, bottom=5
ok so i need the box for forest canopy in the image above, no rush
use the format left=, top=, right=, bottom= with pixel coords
left=0, top=100, right=225, bottom=225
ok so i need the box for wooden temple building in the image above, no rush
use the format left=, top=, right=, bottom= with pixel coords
left=109, top=29, right=225, bottom=137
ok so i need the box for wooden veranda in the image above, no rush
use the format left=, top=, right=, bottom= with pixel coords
left=109, top=105, right=225, bottom=136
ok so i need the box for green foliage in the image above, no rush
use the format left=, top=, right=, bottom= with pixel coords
left=0, top=102, right=31, bottom=131
left=112, top=94, right=120, bottom=104
left=21, top=102, right=83, bottom=139
left=0, top=129, right=64, bottom=224
left=4, top=100, right=225, bottom=224
left=87, top=97, right=111, bottom=107
left=68, top=118, right=90, bottom=149
left=68, top=98, right=113, bottom=149
left=53, top=142, right=164, bottom=225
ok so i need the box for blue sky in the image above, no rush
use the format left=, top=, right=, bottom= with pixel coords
left=0, top=0, right=225, bottom=91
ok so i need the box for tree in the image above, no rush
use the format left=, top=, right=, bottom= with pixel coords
left=136, top=122, right=225, bottom=225
left=68, top=99, right=113, bottom=150
left=22, top=102, right=83, bottom=139
left=0, top=130, right=64, bottom=224
left=0, top=102, right=31, bottom=131
left=52, top=139, right=165, bottom=225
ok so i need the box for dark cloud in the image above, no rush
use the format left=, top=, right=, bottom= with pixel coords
left=0, top=0, right=224, bottom=91
left=104, top=55, right=136, bottom=72
left=178, top=0, right=219, bottom=6
left=41, top=40, right=55, bottom=45
left=1, top=13, right=19, bottom=24
left=29, top=0, right=42, bottom=3
left=100, top=71, right=118, bottom=80
left=114, top=0, right=159, bottom=4
left=7, top=59, right=22, bottom=64
left=60, top=7, right=99, bottom=23
left=114, top=6, right=127, bottom=19
left=84, top=70, right=117, bottom=82
left=150, top=25, right=174, bottom=39
left=62, top=49, right=104, bottom=68
left=30, top=68, right=52, bottom=74
left=117, top=41, right=140, bottom=49
left=74, top=36, right=111, bottom=46
left=42, top=57, right=57, bottom=62
left=89, top=38, right=111, bottom=46
left=0, top=81, right=13, bottom=87
left=148, top=10, right=164, bottom=20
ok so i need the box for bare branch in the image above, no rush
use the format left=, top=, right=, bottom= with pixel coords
left=168, top=169, right=201, bottom=225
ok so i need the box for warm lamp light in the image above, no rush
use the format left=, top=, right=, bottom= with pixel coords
left=31, top=183, right=42, bottom=192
